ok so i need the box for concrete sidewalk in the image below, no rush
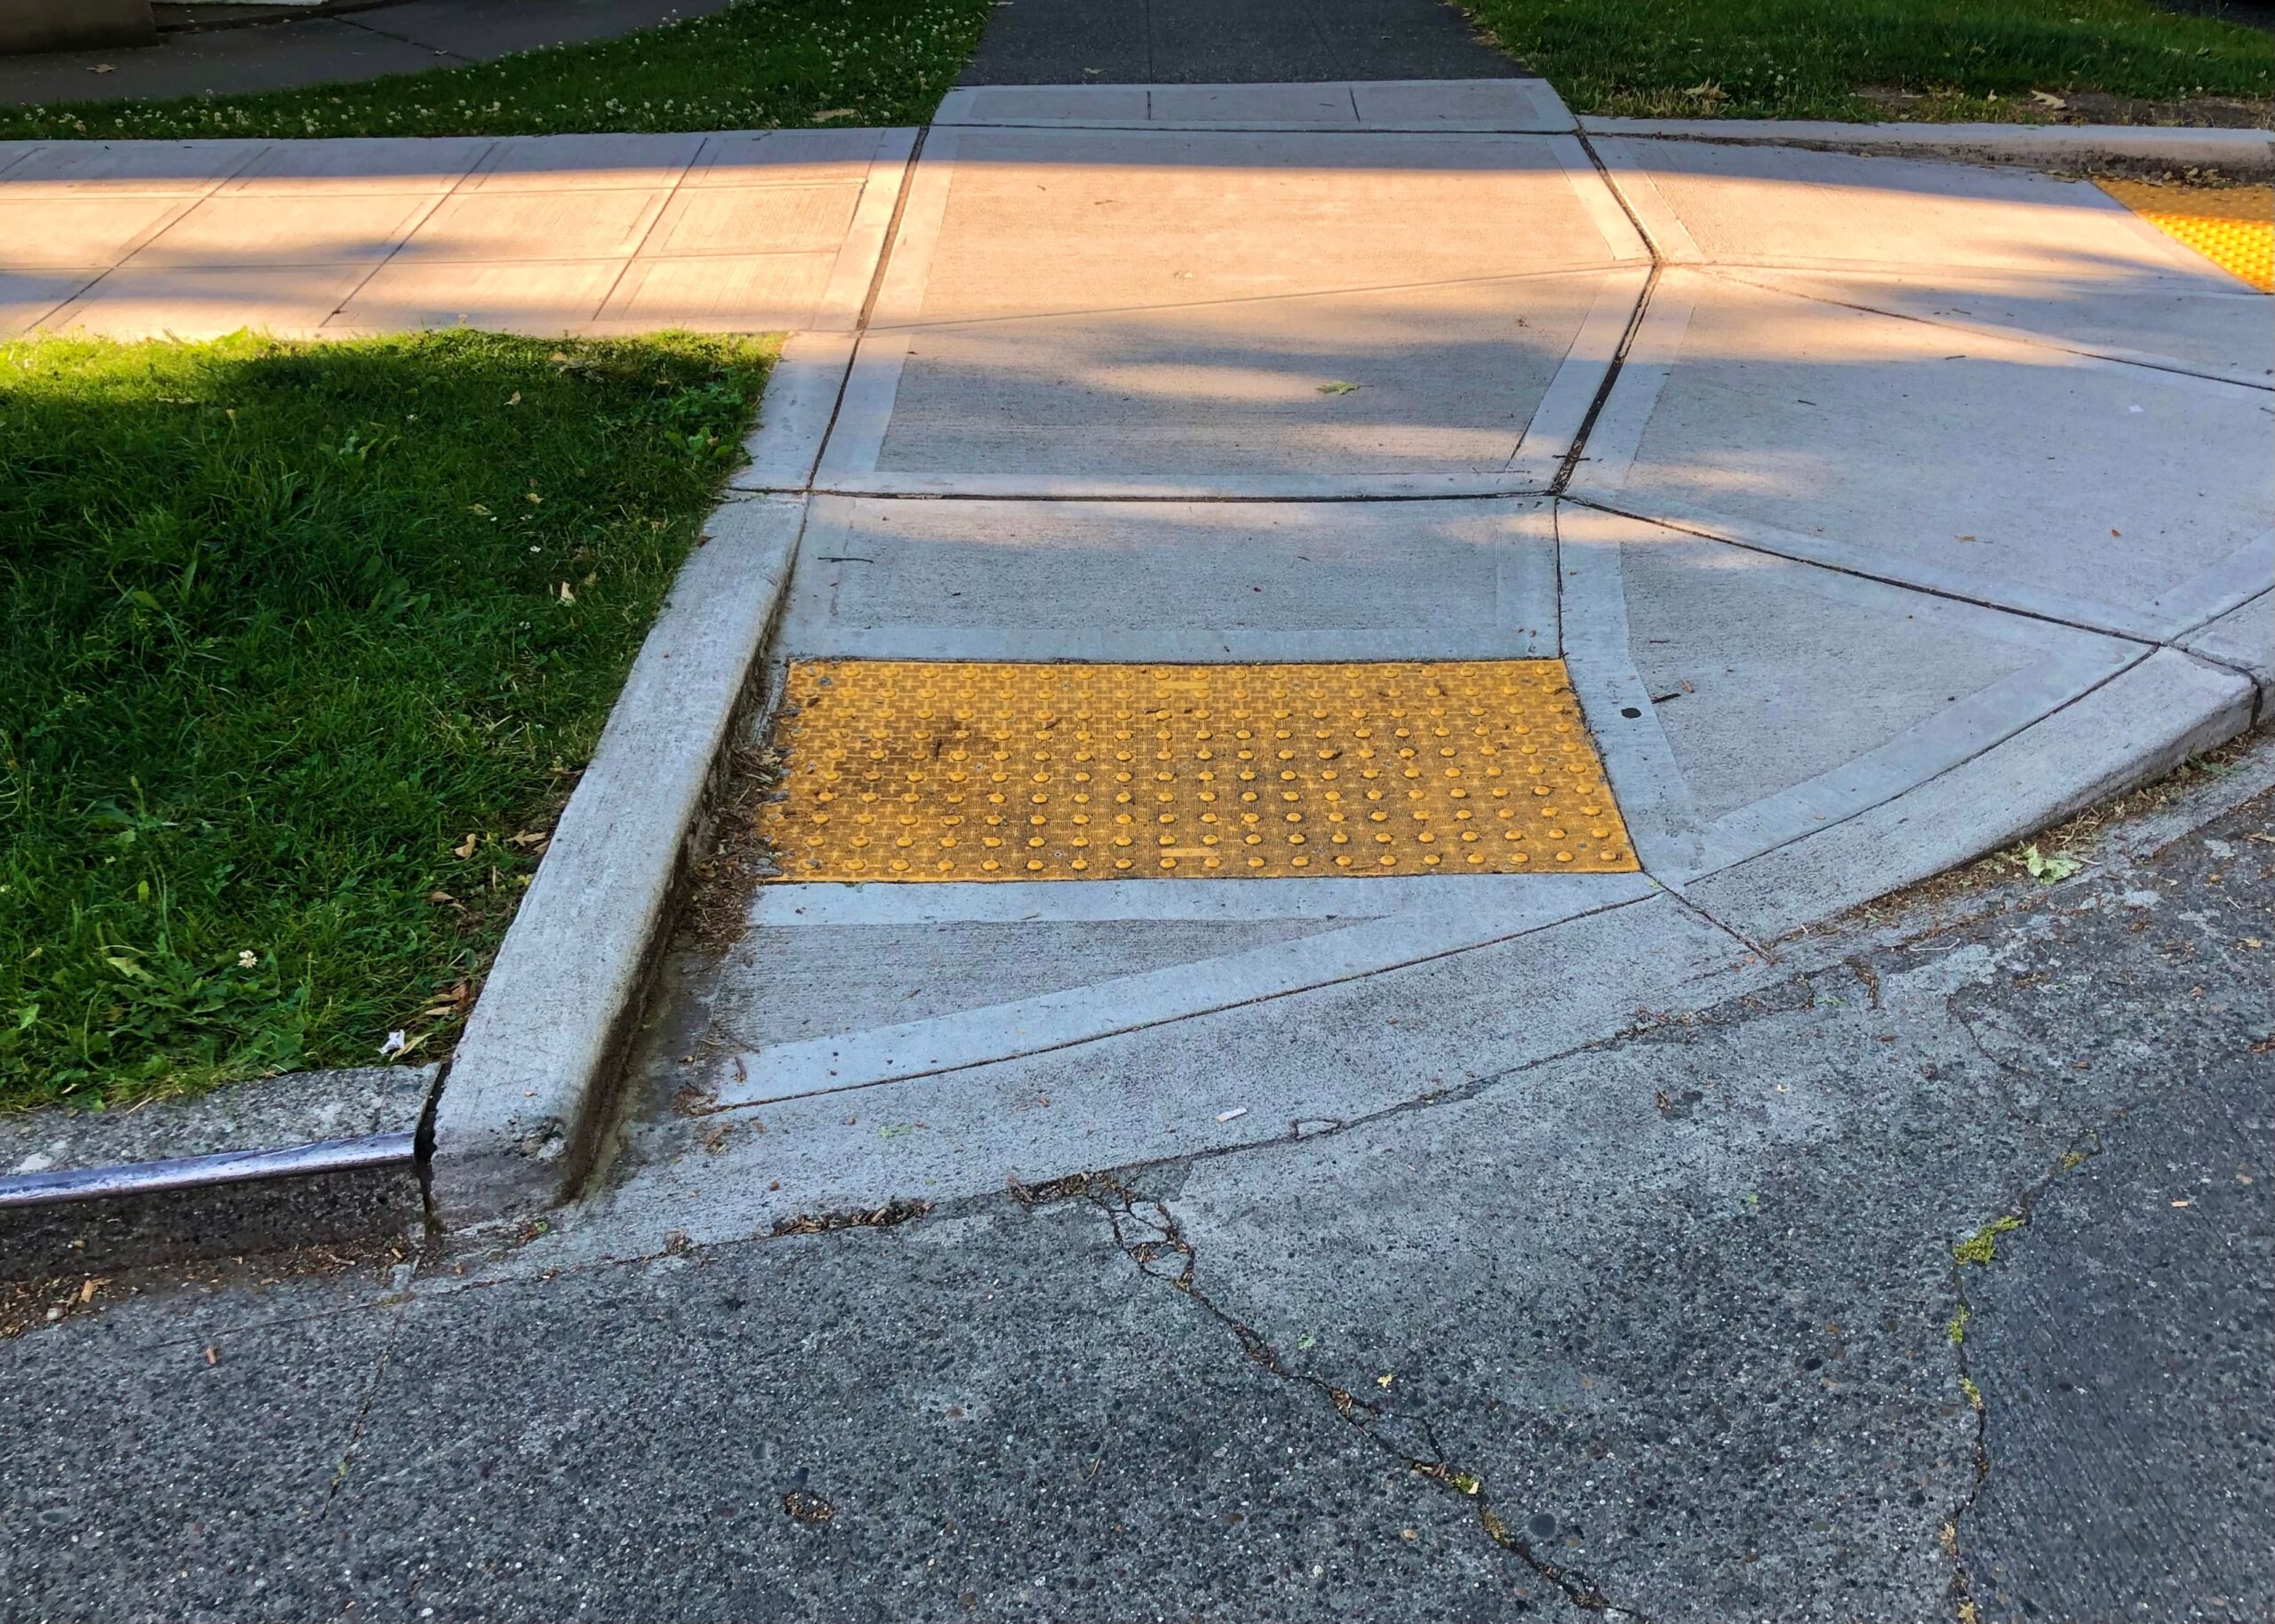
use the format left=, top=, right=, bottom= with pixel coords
left=0, top=126, right=913, bottom=337
left=4, top=83, right=2272, bottom=1624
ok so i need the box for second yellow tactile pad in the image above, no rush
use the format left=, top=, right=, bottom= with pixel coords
left=757, top=660, right=1637, bottom=880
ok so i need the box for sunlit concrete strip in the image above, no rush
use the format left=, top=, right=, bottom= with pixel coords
left=933, top=77, right=1577, bottom=133
left=708, top=872, right=1657, bottom=1107
left=1578, top=118, right=2275, bottom=177
left=1588, top=139, right=2274, bottom=388
left=1558, top=505, right=2147, bottom=885
left=430, top=495, right=808, bottom=1223
left=816, top=125, right=1647, bottom=498
left=776, top=495, right=1561, bottom=665
left=1567, top=269, right=2275, bottom=644
left=1703, top=266, right=2272, bottom=392
left=6, top=127, right=915, bottom=341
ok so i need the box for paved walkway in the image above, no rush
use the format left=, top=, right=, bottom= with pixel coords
left=0, top=126, right=909, bottom=338
left=0, top=0, right=736, bottom=108
left=4, top=79, right=2272, bottom=1622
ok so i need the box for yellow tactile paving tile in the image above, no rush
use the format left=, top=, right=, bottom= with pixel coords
left=757, top=660, right=1638, bottom=880
left=2097, top=178, right=2274, bottom=293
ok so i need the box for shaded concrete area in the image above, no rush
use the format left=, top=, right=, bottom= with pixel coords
left=959, top=0, right=1525, bottom=86
left=0, top=0, right=738, bottom=109
left=6, top=761, right=2267, bottom=1621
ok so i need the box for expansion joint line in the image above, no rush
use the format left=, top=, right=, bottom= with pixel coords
left=1049, top=1172, right=1650, bottom=1620
left=1548, top=131, right=1667, bottom=500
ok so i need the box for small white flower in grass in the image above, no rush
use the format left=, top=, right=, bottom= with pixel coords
left=379, top=1030, right=408, bottom=1058
left=237, top=950, right=258, bottom=969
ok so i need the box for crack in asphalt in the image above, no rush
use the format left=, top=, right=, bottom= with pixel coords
left=1038, top=1170, right=1651, bottom=1620
left=1939, top=1116, right=2135, bottom=1622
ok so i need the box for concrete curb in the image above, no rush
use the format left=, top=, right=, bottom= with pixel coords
left=427, top=492, right=806, bottom=1227
left=1680, top=647, right=2259, bottom=941
left=1577, top=118, right=2275, bottom=174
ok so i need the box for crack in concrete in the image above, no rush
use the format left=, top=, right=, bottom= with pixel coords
left=1043, top=1170, right=1650, bottom=1620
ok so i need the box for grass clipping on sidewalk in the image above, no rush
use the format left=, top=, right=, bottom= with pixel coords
left=0, top=0, right=992, bottom=143
left=0, top=330, right=772, bottom=1112
left=1459, top=0, right=2273, bottom=121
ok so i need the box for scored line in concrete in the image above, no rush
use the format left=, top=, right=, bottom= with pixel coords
left=754, top=658, right=1637, bottom=882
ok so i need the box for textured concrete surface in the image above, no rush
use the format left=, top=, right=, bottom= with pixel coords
left=0, top=0, right=737, bottom=108
left=8, top=760, right=2268, bottom=1621
left=0, top=125, right=914, bottom=338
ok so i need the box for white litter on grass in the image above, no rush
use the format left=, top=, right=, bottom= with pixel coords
left=379, top=1030, right=408, bottom=1057
left=1216, top=1108, right=1248, bottom=1123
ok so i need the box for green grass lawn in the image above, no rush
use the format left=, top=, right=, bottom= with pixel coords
left=1459, top=0, right=2275, bottom=120
left=0, top=0, right=992, bottom=142
left=0, top=330, right=772, bottom=1113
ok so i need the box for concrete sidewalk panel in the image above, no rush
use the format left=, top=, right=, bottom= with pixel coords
left=395, top=187, right=671, bottom=262
left=1681, top=648, right=2255, bottom=939
left=1148, top=83, right=1362, bottom=126
left=705, top=879, right=1656, bottom=1109
left=862, top=273, right=1615, bottom=485
left=219, top=136, right=496, bottom=195
left=1712, top=266, right=2274, bottom=390
left=460, top=131, right=705, bottom=192
left=44, top=264, right=379, bottom=338
left=685, top=127, right=893, bottom=187
left=593, top=253, right=838, bottom=332
left=887, top=129, right=1639, bottom=326
left=1571, top=271, right=2275, bottom=642
left=327, top=259, right=627, bottom=334
left=1595, top=136, right=2255, bottom=279
left=1559, top=505, right=2142, bottom=882
left=573, top=890, right=1756, bottom=1262
left=779, top=495, right=1560, bottom=663
left=0, top=269, right=95, bottom=333
left=821, top=126, right=1642, bottom=493
left=645, top=184, right=865, bottom=257
left=0, top=139, right=267, bottom=196
left=122, top=191, right=441, bottom=268
left=0, top=195, right=199, bottom=268
left=1351, top=78, right=1574, bottom=131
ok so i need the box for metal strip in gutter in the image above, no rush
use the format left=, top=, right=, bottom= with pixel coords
left=0, top=1132, right=417, bottom=1209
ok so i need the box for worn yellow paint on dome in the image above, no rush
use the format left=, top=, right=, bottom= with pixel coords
left=754, top=659, right=1637, bottom=881
left=2098, top=178, right=2273, bottom=293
